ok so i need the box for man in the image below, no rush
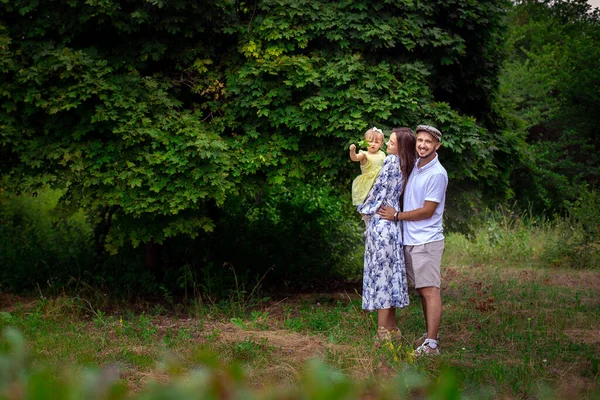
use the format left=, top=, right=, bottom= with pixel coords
left=377, top=125, right=448, bottom=355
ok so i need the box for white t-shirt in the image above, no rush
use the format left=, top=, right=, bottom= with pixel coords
left=403, top=154, right=448, bottom=246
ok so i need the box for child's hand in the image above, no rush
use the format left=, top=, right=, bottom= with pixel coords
left=349, top=144, right=356, bottom=152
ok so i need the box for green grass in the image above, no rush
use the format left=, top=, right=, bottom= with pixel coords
left=444, top=206, right=600, bottom=271
left=1, top=266, right=599, bottom=398
left=1, top=213, right=600, bottom=398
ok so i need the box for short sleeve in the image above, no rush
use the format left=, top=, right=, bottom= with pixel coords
left=424, top=173, right=448, bottom=204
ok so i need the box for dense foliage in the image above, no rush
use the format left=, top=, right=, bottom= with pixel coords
left=497, top=0, right=600, bottom=214
left=0, top=0, right=236, bottom=251
left=0, top=0, right=521, bottom=291
left=0, top=0, right=510, bottom=242
left=0, top=190, right=93, bottom=291
left=6, top=0, right=598, bottom=292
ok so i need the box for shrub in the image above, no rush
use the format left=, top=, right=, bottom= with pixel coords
left=180, top=181, right=365, bottom=293
left=444, top=205, right=538, bottom=267
left=0, top=190, right=94, bottom=292
left=542, top=186, right=600, bottom=269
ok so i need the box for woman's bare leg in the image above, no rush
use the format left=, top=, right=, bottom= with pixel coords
left=377, top=308, right=397, bottom=336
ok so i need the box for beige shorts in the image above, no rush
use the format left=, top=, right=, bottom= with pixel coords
left=404, top=240, right=445, bottom=289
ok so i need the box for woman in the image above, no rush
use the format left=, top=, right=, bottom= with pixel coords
left=357, top=127, right=417, bottom=339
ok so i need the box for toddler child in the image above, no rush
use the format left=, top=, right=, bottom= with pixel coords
left=349, top=127, right=386, bottom=224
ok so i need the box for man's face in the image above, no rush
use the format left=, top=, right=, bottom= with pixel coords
left=416, top=131, right=440, bottom=160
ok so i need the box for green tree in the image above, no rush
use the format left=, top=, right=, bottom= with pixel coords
left=498, top=0, right=600, bottom=213
left=0, top=0, right=236, bottom=252
left=1, top=0, right=513, bottom=283
left=202, top=0, right=513, bottom=232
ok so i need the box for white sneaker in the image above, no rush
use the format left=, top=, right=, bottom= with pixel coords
left=415, top=332, right=440, bottom=347
left=415, top=339, right=440, bottom=356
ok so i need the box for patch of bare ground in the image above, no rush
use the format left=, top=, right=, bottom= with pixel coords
left=563, top=329, right=600, bottom=345
left=90, top=300, right=369, bottom=390
left=208, top=322, right=364, bottom=377
left=555, top=373, right=599, bottom=399
left=545, top=270, right=600, bottom=290
left=493, top=267, right=600, bottom=290
left=446, top=265, right=600, bottom=293
left=123, top=369, right=170, bottom=392
left=0, top=293, right=38, bottom=313
left=214, top=324, right=329, bottom=358
left=109, top=319, right=368, bottom=391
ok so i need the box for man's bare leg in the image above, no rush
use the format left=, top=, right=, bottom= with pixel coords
left=417, top=287, right=441, bottom=340
left=421, top=294, right=428, bottom=333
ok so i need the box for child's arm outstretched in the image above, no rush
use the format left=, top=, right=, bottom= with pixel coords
left=349, top=144, right=366, bottom=163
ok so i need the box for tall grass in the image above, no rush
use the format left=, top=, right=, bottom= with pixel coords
left=444, top=201, right=600, bottom=270
left=2, top=187, right=598, bottom=298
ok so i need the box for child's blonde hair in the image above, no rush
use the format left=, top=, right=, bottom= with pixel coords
left=364, top=127, right=384, bottom=142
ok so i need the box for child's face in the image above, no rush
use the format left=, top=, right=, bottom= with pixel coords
left=368, top=135, right=383, bottom=153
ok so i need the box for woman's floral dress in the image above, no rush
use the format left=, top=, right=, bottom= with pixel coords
left=357, top=154, right=409, bottom=311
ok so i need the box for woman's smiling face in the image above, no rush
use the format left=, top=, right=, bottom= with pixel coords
left=386, top=132, right=398, bottom=155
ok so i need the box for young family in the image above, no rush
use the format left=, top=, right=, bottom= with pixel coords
left=349, top=125, right=447, bottom=356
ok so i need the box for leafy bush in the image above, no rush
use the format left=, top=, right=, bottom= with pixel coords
left=444, top=205, right=538, bottom=267
left=0, top=190, right=94, bottom=291
left=0, top=0, right=514, bottom=251
left=0, top=182, right=363, bottom=297
left=164, top=180, right=365, bottom=295
left=542, top=186, right=600, bottom=269
left=0, top=189, right=159, bottom=296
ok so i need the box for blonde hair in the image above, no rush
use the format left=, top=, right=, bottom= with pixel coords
left=364, top=127, right=384, bottom=142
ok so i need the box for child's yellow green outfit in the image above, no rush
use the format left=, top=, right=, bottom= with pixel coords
left=352, top=150, right=386, bottom=205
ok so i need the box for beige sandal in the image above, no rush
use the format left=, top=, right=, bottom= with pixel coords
left=375, top=327, right=402, bottom=342
left=388, top=328, right=402, bottom=342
